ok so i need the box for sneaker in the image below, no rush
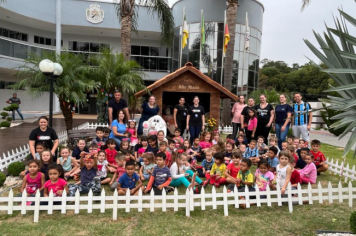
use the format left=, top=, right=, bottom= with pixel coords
left=194, top=186, right=201, bottom=194
left=214, top=183, right=220, bottom=188
left=202, top=179, right=210, bottom=187
left=26, top=201, right=33, bottom=206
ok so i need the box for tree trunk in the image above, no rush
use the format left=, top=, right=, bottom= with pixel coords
left=59, top=98, right=73, bottom=131
left=222, top=1, right=238, bottom=126
left=121, top=15, right=132, bottom=61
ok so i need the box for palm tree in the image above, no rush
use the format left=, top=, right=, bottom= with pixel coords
left=11, top=52, right=98, bottom=130
left=222, top=0, right=238, bottom=125
left=304, top=5, right=356, bottom=157
left=115, top=0, right=175, bottom=61
left=91, top=49, right=147, bottom=122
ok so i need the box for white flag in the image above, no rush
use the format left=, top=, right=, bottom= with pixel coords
left=244, top=12, right=250, bottom=52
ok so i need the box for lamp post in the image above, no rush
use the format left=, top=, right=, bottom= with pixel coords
left=39, top=59, right=63, bottom=128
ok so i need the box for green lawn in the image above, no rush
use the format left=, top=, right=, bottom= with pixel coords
left=0, top=141, right=355, bottom=235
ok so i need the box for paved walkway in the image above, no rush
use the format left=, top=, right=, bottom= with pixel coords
left=310, top=130, right=355, bottom=150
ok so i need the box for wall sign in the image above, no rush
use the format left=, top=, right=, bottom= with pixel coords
left=178, top=85, right=200, bottom=90
left=86, top=4, right=104, bottom=24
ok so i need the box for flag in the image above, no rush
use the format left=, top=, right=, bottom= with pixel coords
left=201, top=10, right=205, bottom=50
left=223, top=20, right=230, bottom=55
left=245, top=12, right=250, bottom=52
left=182, top=11, right=189, bottom=49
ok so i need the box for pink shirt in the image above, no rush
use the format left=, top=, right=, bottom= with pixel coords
left=247, top=117, right=258, bottom=131
left=231, top=103, right=247, bottom=123
left=26, top=172, right=42, bottom=195
left=199, top=141, right=212, bottom=149
left=43, top=178, right=67, bottom=197
left=298, top=163, right=317, bottom=184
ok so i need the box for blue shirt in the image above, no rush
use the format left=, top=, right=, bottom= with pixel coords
left=118, top=172, right=140, bottom=189
left=152, top=166, right=171, bottom=187
left=293, top=101, right=312, bottom=126
left=245, top=147, right=258, bottom=159
left=81, top=168, right=97, bottom=185
left=267, top=156, right=280, bottom=168
left=201, top=158, right=215, bottom=170
left=275, top=104, right=293, bottom=125
left=109, top=120, right=127, bottom=138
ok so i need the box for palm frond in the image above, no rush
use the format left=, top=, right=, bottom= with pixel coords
left=301, top=0, right=311, bottom=11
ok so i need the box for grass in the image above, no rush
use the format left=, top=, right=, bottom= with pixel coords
left=0, top=140, right=355, bottom=235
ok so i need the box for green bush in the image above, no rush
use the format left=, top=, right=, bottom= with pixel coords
left=0, top=121, right=10, bottom=127
left=3, top=107, right=10, bottom=111
left=10, top=104, right=19, bottom=110
left=351, top=211, right=356, bottom=234
left=0, top=172, right=6, bottom=186
left=7, top=162, right=25, bottom=176
left=6, top=117, right=12, bottom=121
left=0, top=112, right=8, bottom=117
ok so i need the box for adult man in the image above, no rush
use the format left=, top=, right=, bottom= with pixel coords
left=108, top=91, right=130, bottom=126
left=6, top=93, right=24, bottom=122
left=240, top=97, right=255, bottom=132
left=292, top=92, right=312, bottom=143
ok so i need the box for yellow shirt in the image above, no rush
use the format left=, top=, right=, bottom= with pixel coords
left=237, top=170, right=254, bottom=187
left=210, top=163, right=226, bottom=178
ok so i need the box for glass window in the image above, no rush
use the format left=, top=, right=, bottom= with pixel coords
left=15, top=32, right=22, bottom=40
left=9, top=30, right=15, bottom=39
left=131, top=45, right=140, bottom=55
left=233, top=51, right=239, bottom=68
left=234, top=32, right=240, bottom=50
left=189, top=23, right=200, bottom=33
left=78, top=42, right=89, bottom=52
left=158, top=58, right=168, bottom=71
left=22, top=34, right=28, bottom=41
left=131, top=56, right=141, bottom=65
left=250, top=38, right=257, bottom=55
left=45, top=38, right=51, bottom=45
left=150, top=47, right=159, bottom=56
left=100, top=43, right=110, bottom=51
left=142, top=57, right=150, bottom=70
left=188, top=33, right=199, bottom=50
left=148, top=57, right=157, bottom=70
left=34, top=36, right=40, bottom=44
left=2, top=28, right=8, bottom=37
left=90, top=42, right=100, bottom=52
left=39, top=37, right=45, bottom=45
left=141, top=46, right=149, bottom=56
left=236, top=24, right=240, bottom=34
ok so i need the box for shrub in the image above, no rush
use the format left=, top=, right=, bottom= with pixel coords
left=0, top=121, right=10, bottom=127
left=10, top=104, right=19, bottom=110
left=7, top=162, right=25, bottom=176
left=3, top=107, right=10, bottom=111
left=0, top=112, right=8, bottom=117
left=6, top=117, right=12, bottom=121
left=0, top=172, right=6, bottom=186
left=351, top=211, right=356, bottom=234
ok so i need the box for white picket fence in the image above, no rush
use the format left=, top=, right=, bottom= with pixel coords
left=326, top=158, right=356, bottom=182
left=1, top=181, right=355, bottom=223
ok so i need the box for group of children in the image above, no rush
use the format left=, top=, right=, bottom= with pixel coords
left=19, top=125, right=329, bottom=206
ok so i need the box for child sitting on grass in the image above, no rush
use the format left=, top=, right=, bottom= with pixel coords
left=223, top=141, right=234, bottom=164
left=286, top=145, right=298, bottom=164
left=266, top=146, right=279, bottom=173
left=255, top=160, right=275, bottom=193
left=197, top=149, right=214, bottom=178
left=158, top=141, right=172, bottom=168
left=289, top=154, right=301, bottom=189
left=225, top=151, right=242, bottom=186
left=287, top=135, right=294, bottom=146
left=57, top=147, right=79, bottom=180
left=296, top=147, right=309, bottom=170
left=20, top=160, right=45, bottom=202
left=203, top=152, right=226, bottom=188
left=139, top=152, right=156, bottom=181
left=281, top=141, right=288, bottom=151
left=146, top=135, right=159, bottom=155
left=91, top=127, right=107, bottom=149
left=71, top=139, right=89, bottom=161
left=298, top=153, right=317, bottom=184
left=246, top=140, right=259, bottom=164
left=105, top=139, right=118, bottom=173
left=276, top=150, right=292, bottom=195
left=167, top=139, right=176, bottom=154
left=96, top=151, right=111, bottom=185
left=144, top=152, right=172, bottom=195
left=109, top=154, right=126, bottom=191
left=43, top=163, right=68, bottom=198
left=257, top=136, right=269, bottom=159
left=173, top=128, right=184, bottom=148
left=117, top=160, right=143, bottom=196
left=268, top=137, right=280, bottom=155
left=310, top=139, right=329, bottom=174
left=20, top=143, right=46, bottom=178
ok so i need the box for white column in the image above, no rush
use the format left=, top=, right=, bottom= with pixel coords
left=56, top=0, right=62, bottom=55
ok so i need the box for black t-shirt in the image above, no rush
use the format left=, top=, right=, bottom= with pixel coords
left=241, top=106, right=255, bottom=125
left=29, top=127, right=59, bottom=150
left=188, top=105, right=205, bottom=127
left=254, top=104, right=274, bottom=124
left=174, top=104, right=188, bottom=121
left=108, top=98, right=128, bottom=121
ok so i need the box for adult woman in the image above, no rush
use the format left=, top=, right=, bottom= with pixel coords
left=29, top=116, right=59, bottom=161
left=231, top=95, right=246, bottom=139
left=109, top=110, right=129, bottom=147
left=186, top=96, right=205, bottom=144
left=254, top=94, right=275, bottom=144
left=137, top=95, right=160, bottom=135
left=173, top=97, right=188, bottom=132
left=274, top=94, right=293, bottom=149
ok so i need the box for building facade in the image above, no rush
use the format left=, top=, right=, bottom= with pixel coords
left=0, top=0, right=264, bottom=114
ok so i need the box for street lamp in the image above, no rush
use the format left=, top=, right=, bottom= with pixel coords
left=39, top=59, right=63, bottom=128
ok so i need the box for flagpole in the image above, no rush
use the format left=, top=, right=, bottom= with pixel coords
left=220, top=10, right=226, bottom=85
left=200, top=9, right=203, bottom=71
left=179, top=7, right=185, bottom=68
left=242, top=12, right=250, bottom=97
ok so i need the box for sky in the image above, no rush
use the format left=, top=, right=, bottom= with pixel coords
left=168, top=0, right=356, bottom=66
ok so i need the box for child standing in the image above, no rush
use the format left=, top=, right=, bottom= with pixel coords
left=255, top=160, right=275, bottom=192
left=173, top=128, right=184, bottom=148
left=203, top=152, right=226, bottom=188
left=223, top=141, right=234, bottom=164
left=298, top=153, right=317, bottom=184
left=276, top=150, right=292, bottom=194
left=96, top=151, right=111, bottom=185
left=57, top=147, right=79, bottom=179
left=139, top=152, right=156, bottom=181
left=212, top=131, right=220, bottom=145
left=127, top=120, right=138, bottom=147
left=117, top=160, right=143, bottom=196
left=20, top=160, right=45, bottom=202
left=266, top=146, right=280, bottom=172
left=43, top=164, right=68, bottom=198
left=68, top=153, right=101, bottom=196
left=197, top=149, right=214, bottom=178
left=169, top=152, right=202, bottom=193
left=144, top=153, right=172, bottom=195
left=246, top=109, right=257, bottom=142
left=310, top=139, right=329, bottom=174
left=109, top=154, right=126, bottom=191
left=225, top=151, right=242, bottom=185
left=105, top=139, right=118, bottom=173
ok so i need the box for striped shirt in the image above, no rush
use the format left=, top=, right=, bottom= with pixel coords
left=293, top=102, right=312, bottom=126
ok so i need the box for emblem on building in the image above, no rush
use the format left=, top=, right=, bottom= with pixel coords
left=86, top=4, right=104, bottom=24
